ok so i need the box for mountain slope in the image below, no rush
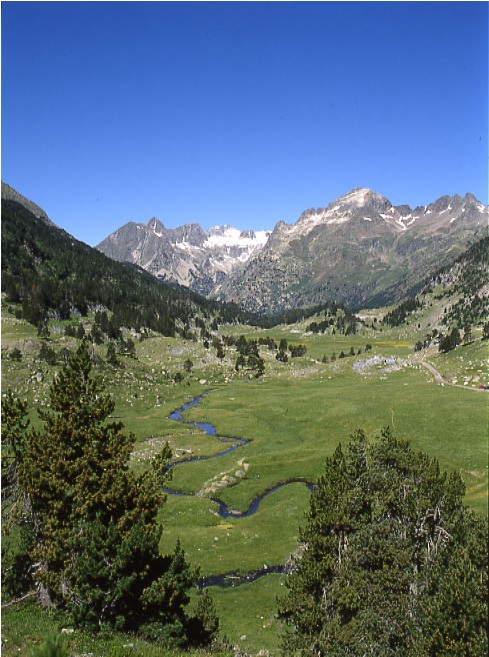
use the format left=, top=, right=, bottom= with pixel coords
left=1, top=188, right=253, bottom=336
left=97, top=188, right=486, bottom=314
left=1, top=181, right=55, bottom=226
left=423, top=235, right=489, bottom=333
left=218, top=189, right=487, bottom=313
left=384, top=235, right=489, bottom=320
left=97, top=218, right=270, bottom=297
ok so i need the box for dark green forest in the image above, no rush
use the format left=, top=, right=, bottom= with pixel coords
left=1, top=199, right=252, bottom=336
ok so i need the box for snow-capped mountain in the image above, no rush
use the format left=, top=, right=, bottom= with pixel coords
left=270, top=188, right=484, bottom=243
left=97, top=219, right=271, bottom=296
left=218, top=188, right=487, bottom=312
left=97, top=188, right=487, bottom=313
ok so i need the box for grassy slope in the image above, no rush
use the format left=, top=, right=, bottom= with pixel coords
left=2, top=302, right=487, bottom=656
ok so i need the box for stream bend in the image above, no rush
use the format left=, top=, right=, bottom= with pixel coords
left=165, top=392, right=314, bottom=518
left=165, top=392, right=314, bottom=589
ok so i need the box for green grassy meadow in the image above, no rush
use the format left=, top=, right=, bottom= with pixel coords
left=2, top=304, right=488, bottom=655
left=1, top=599, right=226, bottom=657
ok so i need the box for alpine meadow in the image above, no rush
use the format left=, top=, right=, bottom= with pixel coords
left=1, top=182, right=487, bottom=657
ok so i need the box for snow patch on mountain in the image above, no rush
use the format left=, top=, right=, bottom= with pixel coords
left=338, top=187, right=371, bottom=206
left=204, top=225, right=270, bottom=249
left=174, top=241, right=204, bottom=253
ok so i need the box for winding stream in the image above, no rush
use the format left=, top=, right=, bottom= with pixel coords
left=165, top=391, right=313, bottom=516
left=165, top=391, right=248, bottom=475
left=197, top=564, right=288, bottom=590
left=165, top=391, right=314, bottom=587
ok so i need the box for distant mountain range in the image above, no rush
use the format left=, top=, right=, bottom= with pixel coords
left=98, top=187, right=487, bottom=313
left=98, top=219, right=271, bottom=297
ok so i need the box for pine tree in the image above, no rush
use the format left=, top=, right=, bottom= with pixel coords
left=16, top=340, right=147, bottom=606
left=278, top=429, right=488, bottom=657
left=187, top=590, right=220, bottom=647
left=106, top=341, right=119, bottom=365
left=4, top=340, right=206, bottom=639
left=1, top=392, right=36, bottom=599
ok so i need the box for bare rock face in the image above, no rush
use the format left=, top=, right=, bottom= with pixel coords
left=216, top=189, right=487, bottom=313
left=97, top=220, right=271, bottom=297
left=97, top=188, right=487, bottom=313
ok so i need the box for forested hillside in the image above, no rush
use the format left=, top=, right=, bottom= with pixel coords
left=1, top=197, right=369, bottom=340
left=1, top=199, right=251, bottom=336
left=435, top=235, right=489, bottom=330
left=382, top=235, right=489, bottom=352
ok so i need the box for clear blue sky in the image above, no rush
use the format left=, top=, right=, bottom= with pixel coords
left=2, top=1, right=487, bottom=246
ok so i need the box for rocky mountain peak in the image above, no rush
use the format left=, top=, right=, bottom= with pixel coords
left=426, top=195, right=457, bottom=214
left=147, top=217, right=166, bottom=235
left=292, top=188, right=394, bottom=236
left=97, top=188, right=486, bottom=314
left=337, top=187, right=378, bottom=204
left=462, top=192, right=487, bottom=213
left=173, top=223, right=206, bottom=246
left=333, top=188, right=392, bottom=213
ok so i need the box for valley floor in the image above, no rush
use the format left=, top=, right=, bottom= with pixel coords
left=2, top=307, right=487, bottom=655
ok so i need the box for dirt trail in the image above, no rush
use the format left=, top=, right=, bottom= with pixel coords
left=420, top=361, right=486, bottom=392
